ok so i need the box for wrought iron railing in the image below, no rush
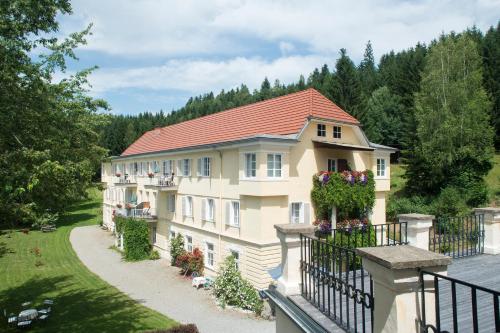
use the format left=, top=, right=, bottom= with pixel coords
left=325, top=222, right=408, bottom=247
left=419, top=270, right=500, bottom=333
left=147, top=175, right=176, bottom=187
left=429, top=214, right=484, bottom=258
left=300, top=234, right=374, bottom=333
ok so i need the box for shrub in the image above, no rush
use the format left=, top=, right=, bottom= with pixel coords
left=431, top=187, right=470, bottom=218
left=213, top=256, right=263, bottom=315
left=386, top=195, right=432, bottom=221
left=142, top=324, right=199, bottom=333
left=170, top=234, right=185, bottom=265
left=175, top=247, right=204, bottom=276
left=149, top=250, right=160, bottom=260
left=115, top=217, right=151, bottom=261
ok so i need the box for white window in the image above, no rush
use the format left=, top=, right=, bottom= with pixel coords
left=206, top=243, right=215, bottom=268
left=328, top=159, right=337, bottom=172
left=152, top=226, right=157, bottom=244
left=202, top=198, right=215, bottom=222
left=185, top=236, right=193, bottom=253
left=163, top=160, right=174, bottom=176
left=376, top=158, right=386, bottom=177
left=230, top=249, right=240, bottom=270
left=317, top=124, right=326, bottom=137
left=333, top=126, right=342, bottom=139
left=289, top=202, right=310, bottom=224
left=244, top=153, right=256, bottom=178
left=167, top=194, right=176, bottom=213
left=226, top=201, right=240, bottom=227
left=133, top=162, right=138, bottom=175
left=182, top=196, right=193, bottom=217
left=178, top=159, right=191, bottom=177
left=267, top=154, right=282, bottom=178
left=169, top=231, right=176, bottom=240
left=197, top=157, right=211, bottom=177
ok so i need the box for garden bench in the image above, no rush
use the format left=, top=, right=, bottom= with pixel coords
left=41, top=225, right=57, bottom=232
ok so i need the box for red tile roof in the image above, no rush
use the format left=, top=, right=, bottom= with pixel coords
left=121, top=88, right=359, bottom=156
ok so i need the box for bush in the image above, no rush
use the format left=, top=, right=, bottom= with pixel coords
left=142, top=324, right=199, bottom=333
left=431, top=187, right=470, bottom=218
left=170, top=234, right=185, bottom=265
left=175, top=247, right=204, bottom=276
left=386, top=195, right=432, bottom=221
left=149, top=250, right=160, bottom=260
left=213, top=256, right=263, bottom=315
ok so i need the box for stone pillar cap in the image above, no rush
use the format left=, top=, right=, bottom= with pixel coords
left=274, top=224, right=316, bottom=235
left=474, top=207, right=500, bottom=213
left=356, top=245, right=451, bottom=270
left=398, top=213, right=435, bottom=220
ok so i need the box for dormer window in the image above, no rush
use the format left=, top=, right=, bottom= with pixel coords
left=333, top=126, right=342, bottom=139
left=317, top=124, right=326, bottom=137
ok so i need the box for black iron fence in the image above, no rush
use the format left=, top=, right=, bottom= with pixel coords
left=429, top=214, right=484, bottom=258
left=419, top=270, right=500, bottom=333
left=300, top=234, right=373, bottom=333
left=326, top=222, right=408, bottom=247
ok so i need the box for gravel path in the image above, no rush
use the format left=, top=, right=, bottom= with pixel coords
left=70, top=225, right=275, bottom=333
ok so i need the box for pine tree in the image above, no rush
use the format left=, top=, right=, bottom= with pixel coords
left=406, top=34, right=494, bottom=204
left=331, top=49, right=363, bottom=120
left=482, top=22, right=500, bottom=149
left=358, top=41, right=379, bottom=95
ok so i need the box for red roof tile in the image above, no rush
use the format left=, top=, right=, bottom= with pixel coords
left=121, top=88, right=359, bottom=156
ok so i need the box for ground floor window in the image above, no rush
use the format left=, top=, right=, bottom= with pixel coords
left=186, top=235, right=193, bottom=253
left=206, top=243, right=214, bottom=268
left=327, top=158, right=337, bottom=172
left=230, top=249, right=240, bottom=270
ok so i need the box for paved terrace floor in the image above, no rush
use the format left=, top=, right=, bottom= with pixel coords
left=290, top=252, right=500, bottom=333
left=70, top=226, right=274, bottom=333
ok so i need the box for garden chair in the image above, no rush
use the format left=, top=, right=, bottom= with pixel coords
left=204, top=277, right=214, bottom=290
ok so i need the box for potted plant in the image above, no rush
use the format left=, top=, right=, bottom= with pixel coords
left=115, top=172, right=122, bottom=177
left=116, top=203, right=123, bottom=209
left=147, top=172, right=154, bottom=178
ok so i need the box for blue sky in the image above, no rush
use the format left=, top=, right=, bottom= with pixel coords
left=56, top=0, right=500, bottom=115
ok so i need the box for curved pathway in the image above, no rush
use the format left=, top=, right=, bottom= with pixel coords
left=70, top=225, right=274, bottom=333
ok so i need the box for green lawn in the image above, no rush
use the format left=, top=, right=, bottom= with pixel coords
left=390, top=153, right=500, bottom=206
left=0, top=188, right=176, bottom=333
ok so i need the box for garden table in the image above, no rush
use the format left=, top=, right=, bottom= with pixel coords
left=18, top=308, right=38, bottom=321
left=192, top=277, right=207, bottom=288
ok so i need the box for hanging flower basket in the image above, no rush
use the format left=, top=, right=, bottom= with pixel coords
left=148, top=172, right=154, bottom=178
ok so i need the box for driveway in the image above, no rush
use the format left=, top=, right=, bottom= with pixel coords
left=70, top=225, right=275, bottom=333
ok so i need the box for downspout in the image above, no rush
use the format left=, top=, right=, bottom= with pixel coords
left=217, top=149, right=223, bottom=264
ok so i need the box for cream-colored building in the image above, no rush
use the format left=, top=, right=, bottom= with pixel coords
left=101, top=89, right=396, bottom=289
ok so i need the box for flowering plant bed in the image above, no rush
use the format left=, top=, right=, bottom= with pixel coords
left=313, top=219, right=332, bottom=234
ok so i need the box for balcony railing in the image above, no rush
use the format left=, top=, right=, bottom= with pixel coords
left=114, top=175, right=137, bottom=184
left=146, top=174, right=176, bottom=188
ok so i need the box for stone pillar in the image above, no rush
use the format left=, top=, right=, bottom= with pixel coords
left=398, top=214, right=434, bottom=250
left=274, top=224, right=316, bottom=296
left=357, top=246, right=452, bottom=333
left=474, top=207, right=500, bottom=254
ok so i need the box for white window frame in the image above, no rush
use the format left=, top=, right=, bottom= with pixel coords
left=244, top=153, right=257, bottom=178
left=163, top=160, right=174, bottom=176
left=333, top=126, right=342, bottom=139
left=185, top=235, right=193, bottom=253
left=230, top=249, right=240, bottom=270
left=167, top=194, right=176, bottom=213
left=197, top=157, right=211, bottom=177
left=205, top=242, right=215, bottom=268
left=267, top=153, right=282, bottom=178
left=182, top=196, right=193, bottom=217
left=289, top=202, right=310, bottom=224
left=226, top=201, right=240, bottom=227
left=202, top=198, right=215, bottom=222
left=178, top=159, right=191, bottom=177
left=376, top=158, right=387, bottom=178
left=317, top=123, right=326, bottom=137
left=327, top=159, right=337, bottom=172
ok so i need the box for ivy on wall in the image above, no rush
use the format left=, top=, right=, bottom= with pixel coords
left=114, top=216, right=151, bottom=261
left=311, top=170, right=376, bottom=221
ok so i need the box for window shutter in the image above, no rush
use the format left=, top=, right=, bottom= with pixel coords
left=177, top=160, right=182, bottom=175
left=303, top=203, right=311, bottom=224
left=234, top=202, right=240, bottom=227
left=201, top=198, right=206, bottom=220
left=197, top=158, right=202, bottom=176
left=211, top=200, right=215, bottom=221
left=289, top=203, right=293, bottom=223
left=187, top=159, right=192, bottom=176
left=225, top=202, right=231, bottom=225
left=182, top=197, right=186, bottom=216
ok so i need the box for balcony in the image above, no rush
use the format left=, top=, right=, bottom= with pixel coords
left=144, top=175, right=178, bottom=191
left=116, top=202, right=157, bottom=222
left=114, top=175, right=137, bottom=186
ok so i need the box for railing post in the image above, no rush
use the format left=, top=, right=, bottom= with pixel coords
left=473, top=207, right=500, bottom=254
left=398, top=214, right=434, bottom=250
left=274, top=224, right=315, bottom=296
left=357, top=246, right=452, bottom=333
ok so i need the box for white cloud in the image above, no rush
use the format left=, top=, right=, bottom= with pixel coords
left=86, top=55, right=329, bottom=95
left=62, top=0, right=500, bottom=60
